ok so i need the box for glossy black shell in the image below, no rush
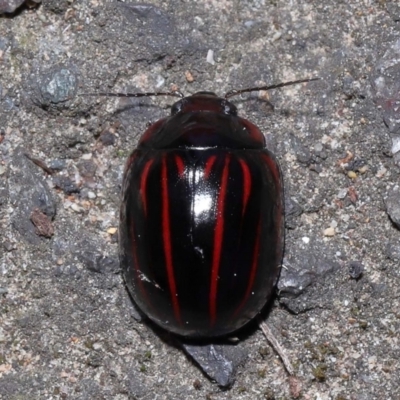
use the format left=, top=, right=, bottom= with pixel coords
left=119, top=92, right=284, bottom=338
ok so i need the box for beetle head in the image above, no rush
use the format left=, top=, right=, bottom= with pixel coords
left=171, top=92, right=238, bottom=117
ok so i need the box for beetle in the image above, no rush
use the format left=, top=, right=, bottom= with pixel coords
left=108, top=78, right=317, bottom=338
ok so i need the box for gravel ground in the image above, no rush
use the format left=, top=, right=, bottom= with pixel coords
left=1, top=1, right=400, bottom=399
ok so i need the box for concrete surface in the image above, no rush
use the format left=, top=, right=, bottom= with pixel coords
left=1, top=1, right=400, bottom=399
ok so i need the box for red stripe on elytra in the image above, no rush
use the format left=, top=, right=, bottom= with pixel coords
left=204, top=155, right=217, bottom=179
left=232, top=219, right=261, bottom=318
left=174, top=155, right=185, bottom=177
left=140, top=159, right=154, bottom=216
left=209, top=154, right=231, bottom=326
left=161, top=155, right=182, bottom=325
left=239, top=159, right=251, bottom=216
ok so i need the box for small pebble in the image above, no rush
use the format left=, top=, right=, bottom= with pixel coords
left=376, top=167, right=387, bottom=178
left=185, top=70, right=194, bottom=83
left=391, top=136, right=400, bottom=154
left=337, top=189, right=348, bottom=199
left=99, top=132, right=116, bottom=146
left=107, top=227, right=118, bottom=235
left=324, top=227, right=335, bottom=237
left=271, top=31, right=282, bottom=42
left=53, top=176, right=80, bottom=194
left=314, top=143, right=323, bottom=152
left=348, top=171, right=357, bottom=179
left=349, top=261, right=364, bottom=279
left=156, top=75, right=165, bottom=88
left=49, top=159, right=66, bottom=171
left=206, top=49, right=215, bottom=65
left=70, top=203, right=84, bottom=213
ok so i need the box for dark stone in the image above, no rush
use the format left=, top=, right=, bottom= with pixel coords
left=386, top=3, right=400, bottom=22
left=0, top=36, right=10, bottom=50
left=99, top=131, right=116, bottom=146
left=53, top=176, right=80, bottom=194
left=86, top=352, right=103, bottom=368
left=53, top=264, right=81, bottom=279
left=345, top=158, right=366, bottom=172
left=8, top=147, right=56, bottom=245
left=372, top=39, right=400, bottom=135
left=49, top=159, right=66, bottom=171
left=182, top=342, right=248, bottom=388
left=97, top=255, right=120, bottom=274
left=28, top=65, right=78, bottom=111
left=2, top=240, right=16, bottom=252
left=285, top=196, right=303, bottom=229
left=0, top=0, right=25, bottom=13
left=349, top=261, right=364, bottom=280
left=342, top=74, right=356, bottom=98
left=39, top=67, right=77, bottom=104
left=42, top=0, right=68, bottom=14
left=278, top=242, right=341, bottom=313
left=77, top=160, right=97, bottom=178
left=290, top=133, right=311, bottom=165
left=125, top=370, right=149, bottom=398
left=278, top=247, right=340, bottom=297
left=77, top=246, right=119, bottom=274
left=385, top=186, right=400, bottom=229
left=78, top=250, right=104, bottom=273
left=385, top=242, right=400, bottom=261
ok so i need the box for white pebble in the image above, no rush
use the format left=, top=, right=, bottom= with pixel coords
left=206, top=49, right=215, bottom=65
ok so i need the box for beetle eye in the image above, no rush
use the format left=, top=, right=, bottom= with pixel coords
left=171, top=99, right=184, bottom=115
left=222, top=100, right=237, bottom=116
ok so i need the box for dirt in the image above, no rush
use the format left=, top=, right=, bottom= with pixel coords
left=1, top=1, right=400, bottom=399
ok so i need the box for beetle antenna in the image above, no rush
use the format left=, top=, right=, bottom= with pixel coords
left=224, top=77, right=319, bottom=99
left=79, top=90, right=185, bottom=99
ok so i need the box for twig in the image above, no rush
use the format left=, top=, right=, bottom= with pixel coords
left=258, top=319, right=294, bottom=376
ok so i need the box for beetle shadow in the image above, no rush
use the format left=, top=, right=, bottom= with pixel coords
left=125, top=287, right=280, bottom=388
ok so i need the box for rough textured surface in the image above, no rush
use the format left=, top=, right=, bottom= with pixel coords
left=1, top=1, right=400, bottom=399
left=182, top=342, right=248, bottom=388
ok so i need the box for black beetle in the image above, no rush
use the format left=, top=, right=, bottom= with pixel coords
left=102, top=78, right=318, bottom=338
